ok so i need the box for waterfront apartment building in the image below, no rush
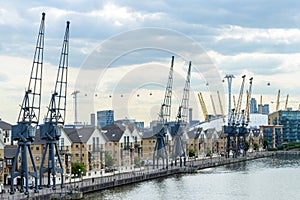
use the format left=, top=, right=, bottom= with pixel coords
left=97, top=110, right=114, bottom=128
left=260, top=125, right=283, bottom=148
left=64, top=127, right=107, bottom=174
left=30, top=129, right=72, bottom=185
left=102, top=123, right=142, bottom=170
left=268, top=110, right=300, bottom=142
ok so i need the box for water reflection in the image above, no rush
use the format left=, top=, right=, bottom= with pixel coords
left=86, top=155, right=300, bottom=200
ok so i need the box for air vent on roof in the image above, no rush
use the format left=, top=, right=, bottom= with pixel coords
left=112, top=134, right=115, bottom=137
left=79, top=135, right=82, bottom=138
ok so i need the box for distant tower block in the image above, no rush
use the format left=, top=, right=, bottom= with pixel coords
left=225, top=74, right=235, bottom=121
left=189, top=108, right=192, bottom=125
left=91, top=113, right=95, bottom=127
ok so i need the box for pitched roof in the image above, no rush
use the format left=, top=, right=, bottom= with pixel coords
left=64, top=127, right=95, bottom=143
left=102, top=123, right=125, bottom=142
left=32, top=129, right=46, bottom=145
left=142, top=131, right=156, bottom=139
left=4, top=145, right=18, bottom=158
left=0, top=120, right=12, bottom=130
left=77, top=127, right=95, bottom=143
left=187, top=128, right=202, bottom=139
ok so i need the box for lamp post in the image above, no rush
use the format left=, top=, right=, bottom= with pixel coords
left=78, top=169, right=81, bottom=188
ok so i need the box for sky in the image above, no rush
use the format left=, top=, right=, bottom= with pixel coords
left=1, top=0, right=300, bottom=126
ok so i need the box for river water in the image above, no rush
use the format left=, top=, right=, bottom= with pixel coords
left=86, top=154, right=300, bottom=200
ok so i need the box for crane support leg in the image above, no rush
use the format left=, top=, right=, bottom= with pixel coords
left=10, top=142, right=39, bottom=195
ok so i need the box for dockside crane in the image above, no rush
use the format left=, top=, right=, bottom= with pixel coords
left=172, top=61, right=191, bottom=167
left=10, top=13, right=45, bottom=195
left=224, top=75, right=246, bottom=158
left=237, top=77, right=252, bottom=156
left=39, top=21, right=70, bottom=190
left=153, top=56, right=174, bottom=169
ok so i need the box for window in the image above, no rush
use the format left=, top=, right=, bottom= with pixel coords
left=61, top=138, right=65, bottom=148
left=7, top=159, right=12, bottom=165
left=36, top=147, right=40, bottom=151
left=36, top=156, right=40, bottom=161
left=75, top=153, right=79, bottom=157
left=76, top=144, right=78, bottom=148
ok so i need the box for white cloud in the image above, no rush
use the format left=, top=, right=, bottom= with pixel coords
left=215, top=25, right=300, bottom=45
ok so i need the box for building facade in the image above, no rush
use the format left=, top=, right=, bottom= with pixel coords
left=97, top=110, right=114, bottom=128
left=260, top=125, right=283, bottom=148
left=250, top=98, right=257, bottom=113
left=269, top=110, right=300, bottom=142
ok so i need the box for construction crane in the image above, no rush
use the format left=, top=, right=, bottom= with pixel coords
left=153, top=56, right=174, bottom=169
left=10, top=13, right=45, bottom=195
left=276, top=89, right=280, bottom=112
left=172, top=61, right=191, bottom=167
left=217, top=91, right=225, bottom=122
left=39, top=21, right=70, bottom=190
left=285, top=94, right=289, bottom=110
left=198, top=92, right=210, bottom=122
left=210, top=94, right=217, bottom=119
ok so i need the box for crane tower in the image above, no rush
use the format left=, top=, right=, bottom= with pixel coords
left=153, top=56, right=174, bottom=169
left=10, top=13, right=46, bottom=195
left=172, top=61, right=191, bottom=167
left=39, top=21, right=70, bottom=190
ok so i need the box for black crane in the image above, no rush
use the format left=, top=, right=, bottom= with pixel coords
left=224, top=75, right=246, bottom=158
left=39, top=21, right=70, bottom=190
left=172, top=61, right=191, bottom=167
left=10, top=13, right=45, bottom=195
left=237, top=77, right=253, bottom=156
left=153, top=56, right=174, bottom=169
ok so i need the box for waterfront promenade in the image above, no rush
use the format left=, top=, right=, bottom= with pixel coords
left=0, top=151, right=280, bottom=200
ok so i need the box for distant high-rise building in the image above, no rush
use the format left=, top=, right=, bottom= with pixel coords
left=97, top=110, right=114, bottom=128
left=189, top=108, right=193, bottom=125
left=258, top=104, right=269, bottom=115
left=90, top=113, right=95, bottom=127
left=250, top=98, right=257, bottom=113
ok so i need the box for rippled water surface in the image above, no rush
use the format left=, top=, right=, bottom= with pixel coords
left=86, top=154, right=300, bottom=200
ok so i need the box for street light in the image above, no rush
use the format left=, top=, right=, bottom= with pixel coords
left=78, top=169, right=81, bottom=188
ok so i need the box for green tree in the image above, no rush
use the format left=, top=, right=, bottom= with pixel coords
left=188, top=149, right=195, bottom=157
left=134, top=156, right=140, bottom=167
left=206, top=148, right=212, bottom=157
left=244, top=141, right=249, bottom=152
left=71, top=162, right=86, bottom=176
left=253, top=143, right=259, bottom=151
left=105, top=151, right=114, bottom=168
